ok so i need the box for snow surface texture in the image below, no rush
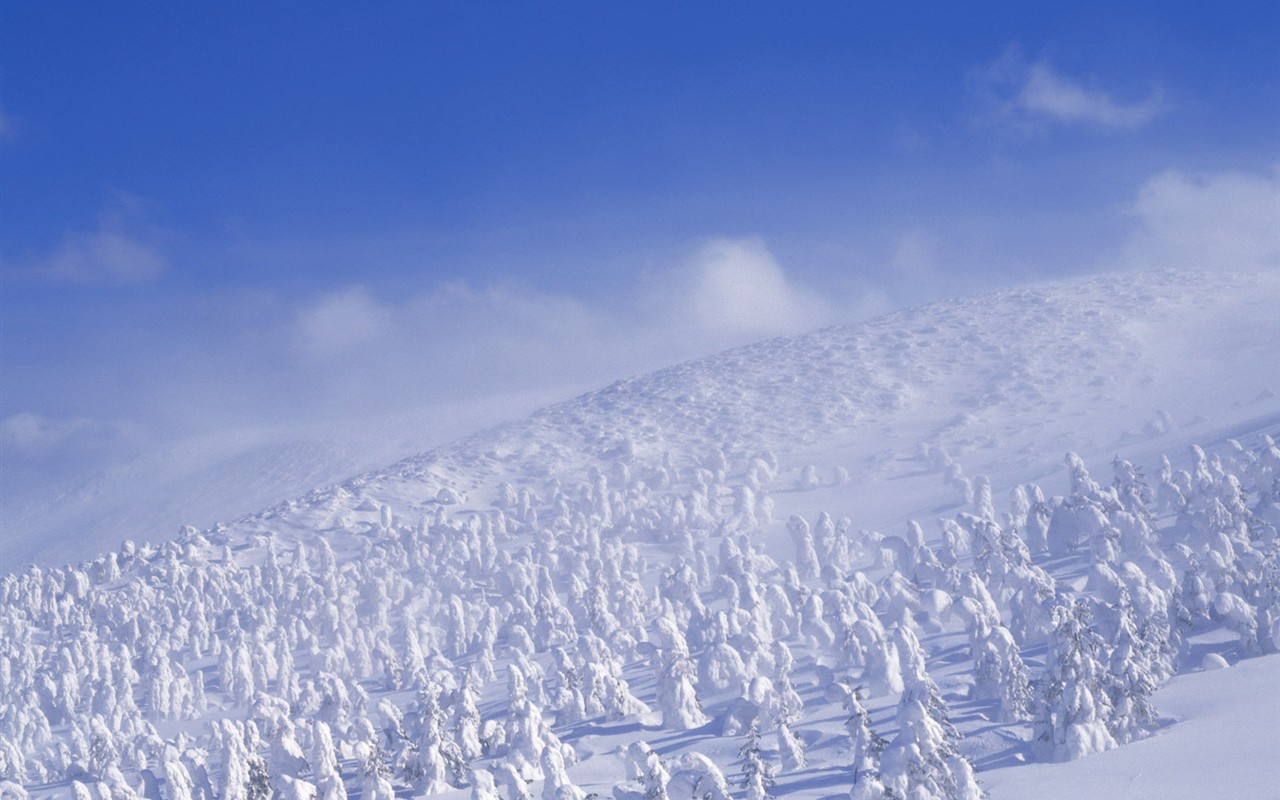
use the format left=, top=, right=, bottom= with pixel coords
left=2, top=269, right=1278, bottom=800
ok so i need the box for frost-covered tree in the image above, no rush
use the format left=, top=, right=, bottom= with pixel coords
left=775, top=717, right=806, bottom=772
left=359, top=744, right=396, bottom=800
left=667, top=753, right=732, bottom=800
left=879, top=698, right=983, bottom=800
left=1105, top=608, right=1158, bottom=745
left=852, top=619, right=903, bottom=698
left=1213, top=590, right=1260, bottom=654
left=796, top=465, right=821, bottom=492
left=468, top=769, right=499, bottom=800
left=788, top=515, right=821, bottom=581
left=1112, top=459, right=1157, bottom=556
left=771, top=642, right=804, bottom=722
left=163, top=749, right=197, bottom=800
left=246, top=756, right=271, bottom=800
left=654, top=618, right=708, bottom=731
left=835, top=683, right=885, bottom=786
left=1032, top=601, right=1117, bottom=762
left=539, top=745, right=586, bottom=800
left=218, top=722, right=254, bottom=800
left=739, top=722, right=774, bottom=800
left=269, top=723, right=308, bottom=782
left=448, top=675, right=483, bottom=762
left=494, top=763, right=533, bottom=800
left=310, top=721, right=347, bottom=800
left=893, top=628, right=964, bottom=776
left=971, top=621, right=1032, bottom=723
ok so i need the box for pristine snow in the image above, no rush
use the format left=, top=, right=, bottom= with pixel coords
left=1, top=268, right=1277, bottom=800
left=982, top=653, right=1280, bottom=799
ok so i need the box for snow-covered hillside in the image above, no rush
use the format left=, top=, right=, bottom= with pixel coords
left=2, top=269, right=1278, bottom=800
left=0, top=392, right=567, bottom=569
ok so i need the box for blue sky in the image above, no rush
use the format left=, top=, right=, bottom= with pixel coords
left=2, top=2, right=1278, bottom=508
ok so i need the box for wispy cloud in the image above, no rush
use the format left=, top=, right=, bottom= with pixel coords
left=0, top=109, right=17, bottom=144
left=6, top=194, right=169, bottom=285
left=1019, top=62, right=1165, bottom=129
left=1, top=412, right=98, bottom=453
left=1115, top=167, right=1280, bottom=272
left=970, top=46, right=1168, bottom=135
left=294, top=286, right=393, bottom=360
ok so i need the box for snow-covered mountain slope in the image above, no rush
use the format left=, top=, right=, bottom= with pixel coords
left=264, top=268, right=1277, bottom=543
left=0, top=391, right=563, bottom=569
left=2, top=268, right=1278, bottom=800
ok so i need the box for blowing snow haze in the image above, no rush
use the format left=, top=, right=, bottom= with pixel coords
left=1, top=3, right=1279, bottom=798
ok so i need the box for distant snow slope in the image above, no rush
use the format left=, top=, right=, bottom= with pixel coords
left=3, top=268, right=1277, bottom=800
left=275, top=268, right=1278, bottom=543
left=0, top=390, right=563, bottom=569
left=7, top=270, right=1273, bottom=570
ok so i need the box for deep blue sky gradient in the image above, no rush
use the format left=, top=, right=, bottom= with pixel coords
left=5, top=3, right=1276, bottom=292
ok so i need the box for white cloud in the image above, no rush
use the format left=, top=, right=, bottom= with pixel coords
left=295, top=286, right=393, bottom=359
left=658, top=236, right=834, bottom=341
left=971, top=46, right=1167, bottom=134
left=10, top=194, right=169, bottom=285
left=286, top=237, right=835, bottom=407
left=1117, top=168, right=1280, bottom=272
left=1019, top=62, right=1165, bottom=129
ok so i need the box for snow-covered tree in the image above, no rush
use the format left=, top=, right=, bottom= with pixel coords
left=835, top=683, right=885, bottom=786
left=667, top=753, right=732, bottom=800
left=1105, top=608, right=1158, bottom=745
left=654, top=618, right=708, bottom=731
left=739, top=722, right=774, bottom=800
left=310, top=721, right=347, bottom=800
left=879, top=697, right=983, bottom=800
left=1032, top=601, right=1117, bottom=762
left=539, top=745, right=586, bottom=800
left=971, top=621, right=1032, bottom=723
left=788, top=515, right=821, bottom=581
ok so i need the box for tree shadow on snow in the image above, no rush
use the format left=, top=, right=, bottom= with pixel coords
left=771, top=764, right=857, bottom=796
left=967, top=720, right=1034, bottom=772
left=560, top=718, right=653, bottom=740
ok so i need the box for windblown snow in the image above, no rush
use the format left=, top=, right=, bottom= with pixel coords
left=2, top=269, right=1278, bottom=800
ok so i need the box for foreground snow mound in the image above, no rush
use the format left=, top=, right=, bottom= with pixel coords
left=1, top=269, right=1277, bottom=799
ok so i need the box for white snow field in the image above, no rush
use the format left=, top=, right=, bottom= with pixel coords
left=2, top=268, right=1278, bottom=800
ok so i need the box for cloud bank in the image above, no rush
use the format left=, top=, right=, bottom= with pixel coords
left=281, top=237, right=840, bottom=413
left=8, top=236, right=845, bottom=452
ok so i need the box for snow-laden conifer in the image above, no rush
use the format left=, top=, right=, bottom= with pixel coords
left=738, top=722, right=774, bottom=800
left=1032, top=601, right=1117, bottom=762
